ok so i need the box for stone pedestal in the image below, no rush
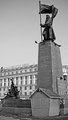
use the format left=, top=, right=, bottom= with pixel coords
left=37, top=40, right=62, bottom=94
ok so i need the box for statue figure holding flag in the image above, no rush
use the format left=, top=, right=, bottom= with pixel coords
left=39, top=2, right=58, bottom=41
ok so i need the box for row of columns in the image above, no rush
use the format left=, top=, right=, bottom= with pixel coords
left=0, top=74, right=37, bottom=87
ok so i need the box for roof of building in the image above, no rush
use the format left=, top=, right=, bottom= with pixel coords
left=30, top=88, right=61, bottom=99
left=0, top=64, right=38, bottom=72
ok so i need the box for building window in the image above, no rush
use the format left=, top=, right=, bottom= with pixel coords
left=9, top=72, right=12, bottom=75
left=12, top=72, right=14, bottom=74
left=21, top=80, right=23, bottom=85
left=35, top=74, right=37, bottom=84
left=20, top=92, right=22, bottom=96
left=0, top=83, right=2, bottom=86
left=25, top=92, right=27, bottom=96
left=25, top=86, right=27, bottom=90
left=35, top=74, right=37, bottom=79
left=25, top=76, right=27, bottom=80
left=35, top=79, right=37, bottom=84
left=0, top=79, right=2, bottom=86
left=3, top=88, right=5, bottom=91
left=25, top=70, right=27, bottom=72
left=16, top=77, right=18, bottom=85
left=4, top=78, right=6, bottom=83
left=30, top=80, right=32, bottom=84
left=0, top=88, right=1, bottom=91
left=20, top=87, right=22, bottom=95
left=16, top=77, right=18, bottom=80
left=20, top=70, right=22, bottom=73
left=4, top=78, right=6, bottom=86
left=8, top=72, right=10, bottom=75
left=8, top=78, right=10, bottom=86
left=34, top=68, right=37, bottom=71
left=20, top=76, right=23, bottom=85
left=29, top=69, right=32, bottom=72
left=4, top=83, right=6, bottom=86
left=20, top=76, right=23, bottom=80
left=25, top=80, right=27, bottom=84
left=0, top=93, right=1, bottom=96
left=30, top=75, right=32, bottom=80
left=0, top=79, right=2, bottom=82
left=30, top=86, right=32, bottom=90
left=20, top=86, right=22, bottom=91
left=25, top=76, right=27, bottom=84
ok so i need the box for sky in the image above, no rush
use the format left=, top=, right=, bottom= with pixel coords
left=0, top=0, right=68, bottom=68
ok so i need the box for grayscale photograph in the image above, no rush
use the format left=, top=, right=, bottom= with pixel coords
left=0, top=0, right=68, bottom=120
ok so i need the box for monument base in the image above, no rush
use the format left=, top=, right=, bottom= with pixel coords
left=37, top=40, right=62, bottom=94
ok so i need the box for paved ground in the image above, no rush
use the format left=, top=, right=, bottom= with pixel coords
left=1, top=115, right=68, bottom=120
left=0, top=116, right=19, bottom=120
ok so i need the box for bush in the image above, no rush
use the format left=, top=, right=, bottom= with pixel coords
left=2, top=98, right=31, bottom=108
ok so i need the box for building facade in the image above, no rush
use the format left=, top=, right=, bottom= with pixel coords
left=0, top=64, right=38, bottom=99
left=0, top=64, right=68, bottom=99
left=57, top=65, right=68, bottom=97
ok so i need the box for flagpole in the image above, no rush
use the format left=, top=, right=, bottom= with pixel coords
left=39, top=0, right=42, bottom=42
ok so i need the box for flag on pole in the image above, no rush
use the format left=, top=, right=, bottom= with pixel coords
left=39, top=4, right=52, bottom=14
left=39, top=0, right=42, bottom=41
left=39, top=4, right=58, bottom=17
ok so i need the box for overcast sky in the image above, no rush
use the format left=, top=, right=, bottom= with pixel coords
left=0, top=0, right=68, bottom=68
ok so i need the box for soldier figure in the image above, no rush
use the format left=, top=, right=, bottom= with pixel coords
left=40, top=4, right=58, bottom=41
left=41, top=14, right=55, bottom=41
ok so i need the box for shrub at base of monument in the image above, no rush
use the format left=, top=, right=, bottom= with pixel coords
left=0, top=107, right=31, bottom=117
left=2, top=98, right=31, bottom=108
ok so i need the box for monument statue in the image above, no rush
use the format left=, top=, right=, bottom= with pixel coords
left=40, top=4, right=58, bottom=41
left=38, top=2, right=63, bottom=95
left=5, top=79, right=19, bottom=98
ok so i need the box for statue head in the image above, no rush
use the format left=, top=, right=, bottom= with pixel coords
left=46, top=15, right=50, bottom=20
left=45, top=15, right=50, bottom=23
